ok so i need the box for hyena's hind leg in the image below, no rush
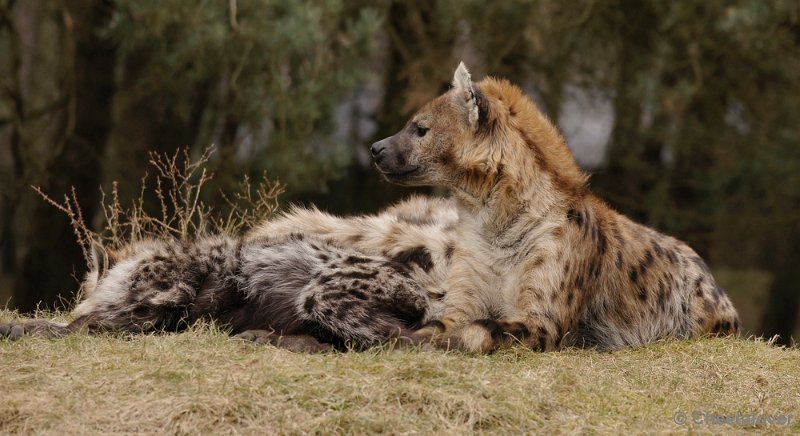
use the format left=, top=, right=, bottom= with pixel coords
left=298, top=265, right=433, bottom=349
left=0, top=319, right=76, bottom=340
left=0, top=313, right=145, bottom=341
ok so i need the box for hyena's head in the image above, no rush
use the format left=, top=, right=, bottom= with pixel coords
left=74, top=239, right=196, bottom=318
left=371, top=62, right=586, bottom=199
left=81, top=241, right=120, bottom=299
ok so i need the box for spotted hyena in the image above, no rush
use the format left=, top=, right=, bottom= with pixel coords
left=0, top=234, right=441, bottom=352
left=371, top=62, right=742, bottom=351
left=252, top=63, right=740, bottom=352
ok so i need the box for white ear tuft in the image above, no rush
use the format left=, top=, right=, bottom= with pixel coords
left=452, top=61, right=479, bottom=129
left=452, top=62, right=472, bottom=92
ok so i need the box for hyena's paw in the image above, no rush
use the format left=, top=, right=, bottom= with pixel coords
left=446, top=320, right=532, bottom=353
left=0, top=320, right=67, bottom=341
left=395, top=321, right=447, bottom=350
left=234, top=330, right=334, bottom=353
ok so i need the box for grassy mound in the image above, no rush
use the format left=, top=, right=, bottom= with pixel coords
left=1, top=310, right=798, bottom=434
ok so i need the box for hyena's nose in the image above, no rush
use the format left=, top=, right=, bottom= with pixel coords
left=370, top=141, right=387, bottom=159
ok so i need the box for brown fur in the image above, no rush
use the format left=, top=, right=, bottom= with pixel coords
left=367, top=63, right=740, bottom=351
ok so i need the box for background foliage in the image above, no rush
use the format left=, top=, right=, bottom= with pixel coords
left=1, top=0, right=798, bottom=342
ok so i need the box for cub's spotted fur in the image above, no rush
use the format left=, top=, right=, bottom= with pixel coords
left=0, top=234, right=440, bottom=351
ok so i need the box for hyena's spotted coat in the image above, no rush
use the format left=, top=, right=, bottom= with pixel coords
left=0, top=234, right=441, bottom=351
left=251, top=63, right=741, bottom=352
left=371, top=63, right=741, bottom=352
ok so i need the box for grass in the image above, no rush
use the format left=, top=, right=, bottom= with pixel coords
left=1, top=310, right=799, bottom=435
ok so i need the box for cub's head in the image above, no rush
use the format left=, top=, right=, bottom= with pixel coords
left=371, top=62, right=585, bottom=198
left=81, top=241, right=120, bottom=300
left=75, top=239, right=190, bottom=318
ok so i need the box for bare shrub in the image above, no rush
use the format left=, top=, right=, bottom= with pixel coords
left=33, top=147, right=283, bottom=269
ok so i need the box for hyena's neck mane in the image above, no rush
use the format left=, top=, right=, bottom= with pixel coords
left=455, top=78, right=588, bottom=235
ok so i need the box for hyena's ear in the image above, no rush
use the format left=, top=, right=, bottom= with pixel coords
left=452, top=61, right=479, bottom=129
left=90, top=241, right=118, bottom=277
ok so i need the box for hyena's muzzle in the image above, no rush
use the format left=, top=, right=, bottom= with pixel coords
left=370, top=132, right=420, bottom=184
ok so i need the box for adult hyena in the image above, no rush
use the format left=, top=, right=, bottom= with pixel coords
left=367, top=62, right=741, bottom=352
left=1, top=234, right=441, bottom=352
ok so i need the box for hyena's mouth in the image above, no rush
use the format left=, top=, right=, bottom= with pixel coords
left=379, top=166, right=420, bottom=182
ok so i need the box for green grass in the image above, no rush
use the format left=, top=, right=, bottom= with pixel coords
left=1, top=310, right=798, bottom=435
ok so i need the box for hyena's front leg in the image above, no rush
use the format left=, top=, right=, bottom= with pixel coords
left=431, top=257, right=579, bottom=353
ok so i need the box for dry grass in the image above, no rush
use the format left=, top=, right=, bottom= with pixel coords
left=1, top=310, right=798, bottom=435
left=15, top=149, right=799, bottom=434
left=32, top=147, right=283, bottom=269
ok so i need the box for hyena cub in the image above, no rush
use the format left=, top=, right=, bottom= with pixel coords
left=0, top=234, right=439, bottom=352
left=365, top=62, right=741, bottom=352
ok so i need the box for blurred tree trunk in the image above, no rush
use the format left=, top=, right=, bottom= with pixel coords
left=591, top=1, right=657, bottom=223
left=300, top=0, right=438, bottom=213
left=12, top=0, right=116, bottom=311
left=761, top=231, right=800, bottom=345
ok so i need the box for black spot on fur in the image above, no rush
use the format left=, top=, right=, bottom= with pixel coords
left=629, top=267, right=639, bottom=283
left=702, top=298, right=714, bottom=314
left=474, top=88, right=497, bottom=137
left=344, top=255, right=372, bottom=265
left=303, top=296, right=317, bottom=313
left=656, top=281, right=668, bottom=309
left=567, top=208, right=583, bottom=227
left=438, top=149, right=454, bottom=166
left=642, top=250, right=654, bottom=269
left=595, top=225, right=607, bottom=256
left=691, top=256, right=711, bottom=274
left=665, top=250, right=678, bottom=264
left=444, top=244, right=455, bottom=260
left=474, top=319, right=505, bottom=343
left=392, top=247, right=434, bottom=272
left=652, top=240, right=665, bottom=257
left=332, top=270, right=379, bottom=280
left=694, top=277, right=704, bottom=296
left=350, top=289, right=368, bottom=300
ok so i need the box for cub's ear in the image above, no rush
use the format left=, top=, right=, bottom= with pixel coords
left=90, top=241, right=118, bottom=277
left=452, top=61, right=479, bottom=129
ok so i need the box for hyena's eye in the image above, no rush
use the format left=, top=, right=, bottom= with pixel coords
left=416, top=125, right=429, bottom=138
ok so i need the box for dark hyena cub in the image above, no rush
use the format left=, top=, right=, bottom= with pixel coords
left=0, top=234, right=440, bottom=352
